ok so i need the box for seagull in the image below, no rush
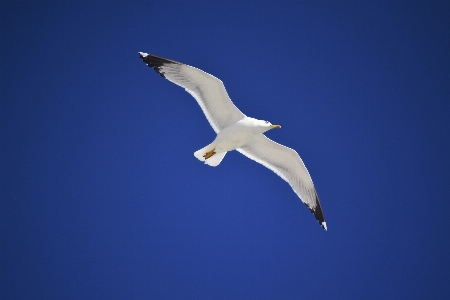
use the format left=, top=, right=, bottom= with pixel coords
left=139, top=52, right=327, bottom=230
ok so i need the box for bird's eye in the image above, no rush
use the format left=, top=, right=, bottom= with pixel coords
left=264, top=121, right=269, bottom=124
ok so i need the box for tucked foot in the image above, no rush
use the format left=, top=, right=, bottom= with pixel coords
left=203, top=149, right=216, bottom=159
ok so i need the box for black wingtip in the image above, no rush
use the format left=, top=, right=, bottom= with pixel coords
left=304, top=191, right=327, bottom=231
left=138, top=52, right=181, bottom=78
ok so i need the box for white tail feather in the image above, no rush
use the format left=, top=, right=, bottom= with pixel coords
left=194, top=143, right=227, bottom=167
left=205, top=152, right=227, bottom=167
left=194, top=143, right=215, bottom=162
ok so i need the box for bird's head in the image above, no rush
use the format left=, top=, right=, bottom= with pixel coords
left=259, top=119, right=281, bottom=132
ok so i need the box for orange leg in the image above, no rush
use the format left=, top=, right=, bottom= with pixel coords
left=203, top=149, right=216, bottom=159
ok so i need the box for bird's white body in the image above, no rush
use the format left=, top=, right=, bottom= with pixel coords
left=139, top=52, right=327, bottom=230
left=194, top=117, right=277, bottom=167
left=215, top=117, right=264, bottom=150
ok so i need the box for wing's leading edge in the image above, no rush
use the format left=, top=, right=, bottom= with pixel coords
left=139, top=53, right=245, bottom=133
left=238, top=135, right=327, bottom=230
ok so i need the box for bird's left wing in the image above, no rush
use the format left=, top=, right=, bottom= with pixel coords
left=237, top=134, right=327, bottom=230
left=139, top=53, right=246, bottom=133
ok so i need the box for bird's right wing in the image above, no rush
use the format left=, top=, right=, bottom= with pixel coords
left=237, top=134, right=327, bottom=230
left=139, top=53, right=246, bottom=133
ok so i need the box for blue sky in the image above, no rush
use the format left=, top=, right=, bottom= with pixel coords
left=1, top=1, right=449, bottom=299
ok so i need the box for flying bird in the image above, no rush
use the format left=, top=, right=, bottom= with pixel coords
left=139, top=53, right=327, bottom=230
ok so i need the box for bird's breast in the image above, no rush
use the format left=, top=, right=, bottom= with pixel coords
left=215, top=125, right=255, bottom=152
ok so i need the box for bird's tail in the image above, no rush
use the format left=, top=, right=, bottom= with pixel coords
left=205, top=152, right=227, bottom=167
left=194, top=143, right=227, bottom=167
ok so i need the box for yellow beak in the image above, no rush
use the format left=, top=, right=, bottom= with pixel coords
left=270, top=125, right=281, bottom=129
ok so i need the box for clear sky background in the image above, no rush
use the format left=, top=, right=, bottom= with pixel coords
left=1, top=1, right=449, bottom=299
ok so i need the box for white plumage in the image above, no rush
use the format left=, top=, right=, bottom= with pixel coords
left=139, top=52, right=327, bottom=230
